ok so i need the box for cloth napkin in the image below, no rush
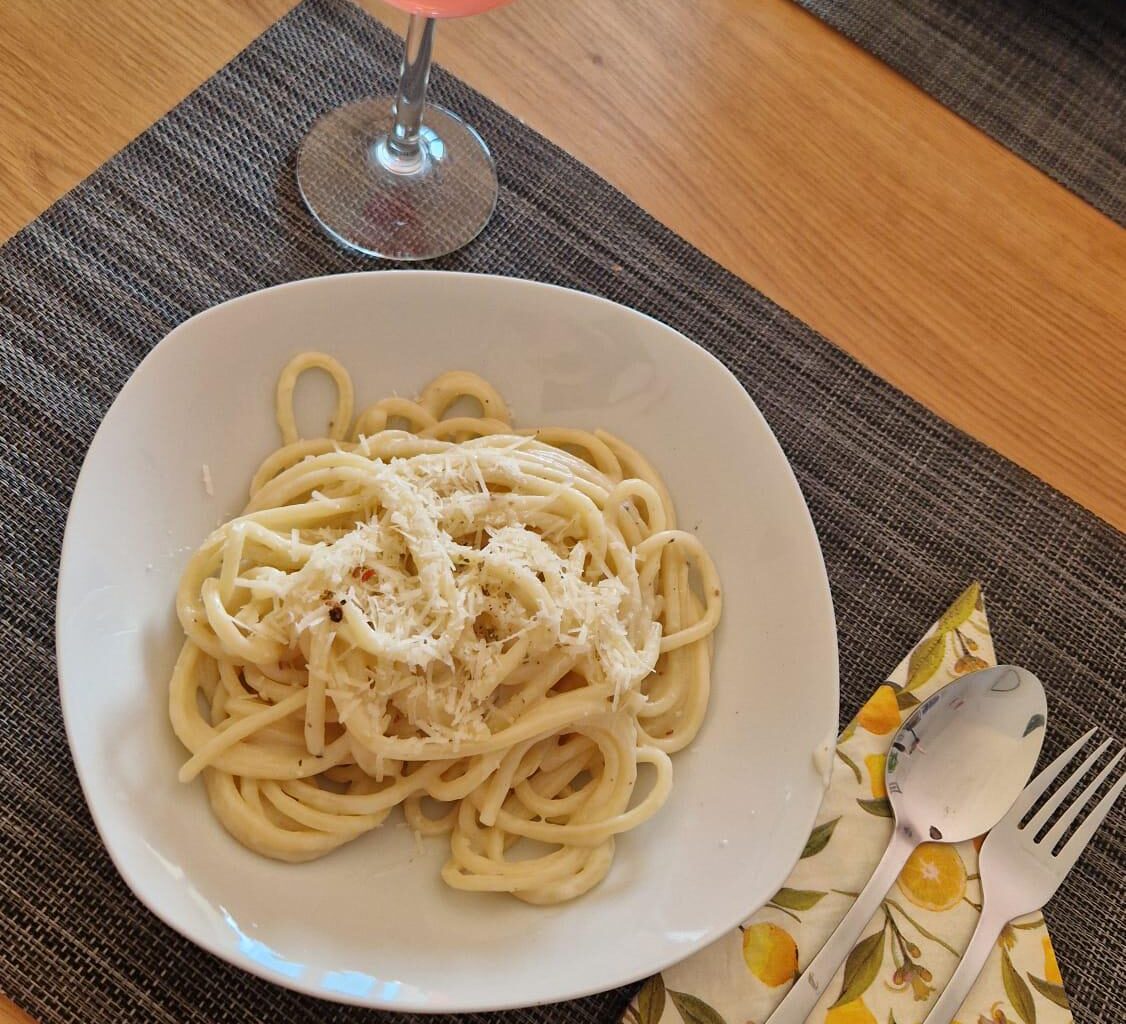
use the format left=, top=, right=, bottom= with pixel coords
left=624, top=583, right=1072, bottom=1024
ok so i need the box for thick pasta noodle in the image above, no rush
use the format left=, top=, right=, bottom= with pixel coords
left=169, top=353, right=722, bottom=904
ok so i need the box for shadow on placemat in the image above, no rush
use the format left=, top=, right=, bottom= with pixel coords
left=794, top=0, right=1126, bottom=225
left=0, top=1, right=1122, bottom=1022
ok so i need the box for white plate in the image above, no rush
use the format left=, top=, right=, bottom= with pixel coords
left=57, top=271, right=838, bottom=1013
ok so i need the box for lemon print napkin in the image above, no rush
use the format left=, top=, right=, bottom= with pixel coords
left=624, top=583, right=1071, bottom=1024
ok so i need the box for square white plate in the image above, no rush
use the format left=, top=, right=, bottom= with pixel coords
left=57, top=271, right=838, bottom=1012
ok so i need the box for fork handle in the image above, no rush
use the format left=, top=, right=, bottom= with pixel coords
left=766, top=828, right=916, bottom=1023
left=921, top=901, right=1010, bottom=1024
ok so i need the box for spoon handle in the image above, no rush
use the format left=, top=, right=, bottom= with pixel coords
left=766, top=827, right=916, bottom=1024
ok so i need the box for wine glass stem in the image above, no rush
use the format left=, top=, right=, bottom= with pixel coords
left=385, top=14, right=436, bottom=168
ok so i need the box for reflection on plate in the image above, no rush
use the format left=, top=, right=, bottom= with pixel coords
left=57, top=271, right=838, bottom=1012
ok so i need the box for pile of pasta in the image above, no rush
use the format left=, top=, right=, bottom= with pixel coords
left=169, top=352, right=720, bottom=904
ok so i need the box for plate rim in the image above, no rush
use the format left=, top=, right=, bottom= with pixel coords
left=56, top=269, right=839, bottom=1012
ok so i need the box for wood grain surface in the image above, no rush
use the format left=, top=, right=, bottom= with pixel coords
left=0, top=0, right=1122, bottom=1018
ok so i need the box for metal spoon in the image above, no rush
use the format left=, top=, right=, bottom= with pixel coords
left=766, top=665, right=1047, bottom=1024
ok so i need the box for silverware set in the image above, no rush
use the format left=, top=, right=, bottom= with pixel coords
left=766, top=666, right=1125, bottom=1024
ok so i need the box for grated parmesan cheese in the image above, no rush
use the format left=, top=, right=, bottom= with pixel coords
left=246, top=447, right=660, bottom=743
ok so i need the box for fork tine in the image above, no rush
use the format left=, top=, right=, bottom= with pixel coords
left=1009, top=727, right=1098, bottom=825
left=1055, top=758, right=1126, bottom=870
left=1025, top=736, right=1112, bottom=835
left=1041, top=747, right=1126, bottom=850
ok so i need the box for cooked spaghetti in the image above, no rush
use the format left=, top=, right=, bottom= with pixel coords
left=169, top=352, right=721, bottom=903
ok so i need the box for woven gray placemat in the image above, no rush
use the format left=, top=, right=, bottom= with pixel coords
left=793, top=0, right=1126, bottom=225
left=0, top=1, right=1122, bottom=1022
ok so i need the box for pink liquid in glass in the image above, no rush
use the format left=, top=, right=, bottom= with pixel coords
left=383, top=0, right=513, bottom=16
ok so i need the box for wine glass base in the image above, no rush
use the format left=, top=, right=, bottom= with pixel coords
left=297, top=98, right=498, bottom=261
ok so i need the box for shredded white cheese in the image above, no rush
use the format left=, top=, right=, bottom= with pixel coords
left=251, top=448, right=659, bottom=743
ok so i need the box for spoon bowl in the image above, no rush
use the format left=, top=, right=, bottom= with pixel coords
left=887, top=664, right=1048, bottom=843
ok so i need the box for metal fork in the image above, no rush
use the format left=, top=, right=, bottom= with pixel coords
left=922, top=728, right=1126, bottom=1024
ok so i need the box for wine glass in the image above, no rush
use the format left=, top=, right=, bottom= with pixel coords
left=298, top=1, right=513, bottom=261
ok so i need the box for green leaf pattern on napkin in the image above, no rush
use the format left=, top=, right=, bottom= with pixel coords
left=802, top=817, right=841, bottom=860
left=623, top=583, right=1073, bottom=1024
left=831, top=929, right=886, bottom=1008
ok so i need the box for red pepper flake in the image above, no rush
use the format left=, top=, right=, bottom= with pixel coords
left=328, top=606, right=343, bottom=623
left=361, top=568, right=375, bottom=582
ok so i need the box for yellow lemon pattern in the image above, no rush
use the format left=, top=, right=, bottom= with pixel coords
left=864, top=754, right=886, bottom=799
left=1043, top=935, right=1062, bottom=986
left=742, top=923, right=798, bottom=987
left=897, top=843, right=967, bottom=912
left=825, top=999, right=877, bottom=1024
left=624, top=584, right=1072, bottom=1024
left=856, top=684, right=899, bottom=735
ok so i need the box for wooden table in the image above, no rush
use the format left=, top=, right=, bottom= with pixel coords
left=0, top=1, right=1122, bottom=1019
